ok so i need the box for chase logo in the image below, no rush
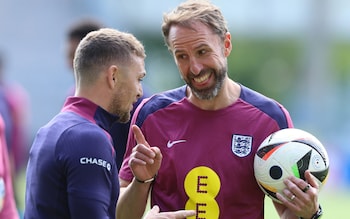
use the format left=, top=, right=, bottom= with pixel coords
left=80, top=157, right=111, bottom=171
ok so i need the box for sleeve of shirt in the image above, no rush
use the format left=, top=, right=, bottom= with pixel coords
left=57, top=124, right=117, bottom=219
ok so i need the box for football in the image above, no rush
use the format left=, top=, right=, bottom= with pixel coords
left=254, top=128, right=330, bottom=203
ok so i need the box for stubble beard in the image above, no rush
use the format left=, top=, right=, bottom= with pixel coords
left=109, top=96, right=131, bottom=124
left=188, top=66, right=227, bottom=100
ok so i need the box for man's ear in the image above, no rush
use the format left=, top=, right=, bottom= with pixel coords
left=224, top=32, right=232, bottom=57
left=107, top=65, right=118, bottom=88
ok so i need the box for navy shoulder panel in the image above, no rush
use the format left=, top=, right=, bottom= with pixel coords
left=240, top=85, right=290, bottom=129
left=135, top=85, right=186, bottom=127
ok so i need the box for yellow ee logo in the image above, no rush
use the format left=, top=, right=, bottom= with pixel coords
left=184, top=166, right=221, bottom=219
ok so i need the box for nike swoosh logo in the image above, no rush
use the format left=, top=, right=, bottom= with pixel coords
left=167, top=140, right=186, bottom=148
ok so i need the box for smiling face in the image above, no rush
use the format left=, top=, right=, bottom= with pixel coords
left=168, top=21, right=231, bottom=100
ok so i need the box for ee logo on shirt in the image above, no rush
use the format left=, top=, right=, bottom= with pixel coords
left=184, top=166, right=220, bottom=219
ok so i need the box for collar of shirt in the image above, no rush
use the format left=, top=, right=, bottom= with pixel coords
left=62, top=96, right=119, bottom=133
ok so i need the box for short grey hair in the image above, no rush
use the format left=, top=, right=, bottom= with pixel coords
left=162, top=0, right=228, bottom=49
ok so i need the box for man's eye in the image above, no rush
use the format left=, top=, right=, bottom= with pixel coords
left=176, top=54, right=187, bottom=60
left=198, top=49, right=206, bottom=55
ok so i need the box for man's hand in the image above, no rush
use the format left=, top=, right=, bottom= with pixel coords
left=128, top=125, right=162, bottom=182
left=276, top=170, right=320, bottom=218
left=144, top=205, right=196, bottom=219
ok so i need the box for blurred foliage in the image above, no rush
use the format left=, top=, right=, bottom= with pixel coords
left=229, top=38, right=303, bottom=103
left=331, top=41, right=350, bottom=83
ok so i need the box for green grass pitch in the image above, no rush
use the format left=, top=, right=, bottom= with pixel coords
left=265, top=189, right=350, bottom=218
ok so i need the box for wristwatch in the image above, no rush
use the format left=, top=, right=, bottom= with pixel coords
left=300, top=205, right=323, bottom=219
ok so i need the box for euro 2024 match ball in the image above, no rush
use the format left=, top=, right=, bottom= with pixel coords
left=254, top=128, right=330, bottom=203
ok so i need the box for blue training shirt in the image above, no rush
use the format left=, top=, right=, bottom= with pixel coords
left=24, top=97, right=119, bottom=219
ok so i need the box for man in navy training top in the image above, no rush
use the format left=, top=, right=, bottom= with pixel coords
left=65, top=19, right=150, bottom=170
left=24, top=28, right=195, bottom=219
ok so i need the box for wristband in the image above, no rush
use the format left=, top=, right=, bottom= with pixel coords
left=300, top=204, right=323, bottom=219
left=135, top=174, right=157, bottom=183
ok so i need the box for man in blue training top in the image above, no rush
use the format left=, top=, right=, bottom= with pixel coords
left=24, top=28, right=194, bottom=219
left=65, top=19, right=150, bottom=170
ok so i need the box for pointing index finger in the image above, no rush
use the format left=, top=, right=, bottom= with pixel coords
left=174, top=210, right=196, bottom=218
left=132, top=125, right=150, bottom=147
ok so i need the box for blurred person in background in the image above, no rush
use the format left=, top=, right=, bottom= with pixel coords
left=0, top=51, right=30, bottom=218
left=65, top=19, right=151, bottom=170
left=118, top=0, right=323, bottom=219
left=0, top=115, right=19, bottom=219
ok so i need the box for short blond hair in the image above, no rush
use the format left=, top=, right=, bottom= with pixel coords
left=74, top=28, right=146, bottom=84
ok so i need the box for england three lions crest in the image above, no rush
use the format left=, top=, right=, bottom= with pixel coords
left=232, top=134, right=252, bottom=157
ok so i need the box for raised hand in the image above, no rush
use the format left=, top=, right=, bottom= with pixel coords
left=128, top=125, right=162, bottom=182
